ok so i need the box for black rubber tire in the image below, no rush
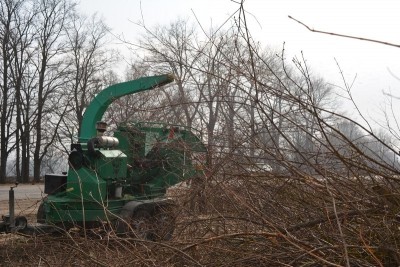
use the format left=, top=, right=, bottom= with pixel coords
left=116, top=202, right=176, bottom=241
left=37, top=202, right=46, bottom=223
left=117, top=207, right=156, bottom=240
left=15, top=216, right=27, bottom=229
left=153, top=205, right=175, bottom=241
left=132, top=208, right=156, bottom=240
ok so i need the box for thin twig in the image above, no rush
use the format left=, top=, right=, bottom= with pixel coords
left=288, top=16, right=400, bottom=48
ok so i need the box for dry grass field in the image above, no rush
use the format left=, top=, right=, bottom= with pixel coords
left=0, top=175, right=399, bottom=266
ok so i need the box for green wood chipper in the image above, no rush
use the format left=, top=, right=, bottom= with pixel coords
left=0, top=74, right=206, bottom=240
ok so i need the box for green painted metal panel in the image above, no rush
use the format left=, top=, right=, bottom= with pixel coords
left=79, top=74, right=175, bottom=142
left=43, top=197, right=126, bottom=223
left=96, top=150, right=127, bottom=180
left=66, top=166, right=107, bottom=201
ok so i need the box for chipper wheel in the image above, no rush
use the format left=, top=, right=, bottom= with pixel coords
left=117, top=201, right=176, bottom=241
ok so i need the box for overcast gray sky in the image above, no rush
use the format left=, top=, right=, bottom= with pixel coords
left=78, top=0, right=400, bottom=126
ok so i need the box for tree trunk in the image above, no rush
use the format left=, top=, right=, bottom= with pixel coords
left=15, top=81, right=21, bottom=182
left=33, top=39, right=48, bottom=183
left=21, top=103, right=30, bottom=182
left=33, top=61, right=45, bottom=183
left=0, top=35, right=10, bottom=184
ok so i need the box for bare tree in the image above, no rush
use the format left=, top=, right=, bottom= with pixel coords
left=0, top=0, right=23, bottom=183
left=133, top=19, right=203, bottom=127
left=61, top=12, right=114, bottom=143
left=9, top=0, right=36, bottom=182
left=31, top=0, right=74, bottom=182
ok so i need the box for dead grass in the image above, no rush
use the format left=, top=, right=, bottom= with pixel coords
left=1, top=174, right=399, bottom=266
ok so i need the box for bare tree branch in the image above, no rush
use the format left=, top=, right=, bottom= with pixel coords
left=288, top=15, right=400, bottom=48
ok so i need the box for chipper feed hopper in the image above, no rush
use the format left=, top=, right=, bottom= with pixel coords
left=1, top=74, right=206, bottom=240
